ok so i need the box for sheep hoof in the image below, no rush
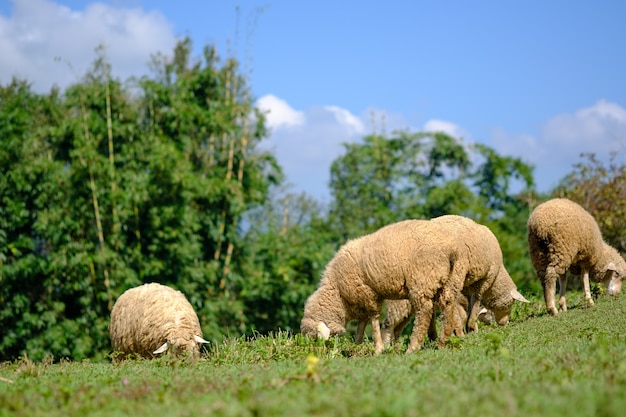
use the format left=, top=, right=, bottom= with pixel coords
left=583, top=297, right=595, bottom=307
left=547, top=307, right=559, bottom=316
left=405, top=345, right=419, bottom=354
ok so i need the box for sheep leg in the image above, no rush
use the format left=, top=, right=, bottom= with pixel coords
left=428, top=312, right=438, bottom=341
left=558, top=273, right=568, bottom=312
left=381, top=326, right=393, bottom=347
left=382, top=314, right=411, bottom=347
left=466, top=293, right=480, bottom=332
left=370, top=316, right=384, bottom=355
left=406, top=297, right=434, bottom=354
left=453, top=304, right=467, bottom=337
left=542, top=267, right=559, bottom=316
left=354, top=320, right=367, bottom=344
left=581, top=269, right=595, bottom=307
left=381, top=300, right=412, bottom=346
left=437, top=298, right=458, bottom=349
left=394, top=315, right=412, bottom=342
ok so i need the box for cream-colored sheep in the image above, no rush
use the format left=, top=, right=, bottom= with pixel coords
left=430, top=215, right=527, bottom=330
left=527, top=198, right=626, bottom=315
left=380, top=215, right=522, bottom=345
left=109, top=283, right=209, bottom=359
left=300, top=218, right=528, bottom=354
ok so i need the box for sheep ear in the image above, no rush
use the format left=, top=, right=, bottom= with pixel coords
left=511, top=289, right=530, bottom=303
left=194, top=335, right=210, bottom=344
left=478, top=307, right=489, bottom=316
left=153, top=342, right=169, bottom=354
left=606, top=262, right=617, bottom=272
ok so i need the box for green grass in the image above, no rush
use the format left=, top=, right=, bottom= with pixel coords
left=2, top=293, right=626, bottom=417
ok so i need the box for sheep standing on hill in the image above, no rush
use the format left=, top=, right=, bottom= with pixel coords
left=527, top=198, right=626, bottom=316
left=380, top=215, right=521, bottom=345
left=430, top=215, right=524, bottom=330
left=301, top=218, right=528, bottom=354
left=109, top=283, right=210, bottom=359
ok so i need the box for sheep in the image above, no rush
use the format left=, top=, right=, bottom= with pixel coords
left=379, top=215, right=521, bottom=346
left=527, top=198, right=626, bottom=316
left=109, top=283, right=210, bottom=359
left=300, top=217, right=528, bottom=354
left=429, top=215, right=528, bottom=330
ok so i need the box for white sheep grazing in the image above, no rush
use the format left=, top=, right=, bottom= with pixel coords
left=380, top=215, right=521, bottom=345
left=301, top=218, right=528, bottom=354
left=527, top=198, right=626, bottom=315
left=109, top=283, right=209, bottom=359
left=430, top=215, right=528, bottom=331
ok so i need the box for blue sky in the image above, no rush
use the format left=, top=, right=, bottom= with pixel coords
left=2, top=0, right=626, bottom=201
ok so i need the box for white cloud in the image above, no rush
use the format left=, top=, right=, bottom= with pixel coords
left=324, top=106, right=366, bottom=135
left=491, top=100, right=626, bottom=191
left=257, top=97, right=377, bottom=201
left=0, top=0, right=176, bottom=92
left=256, top=94, right=305, bottom=129
left=423, top=119, right=470, bottom=140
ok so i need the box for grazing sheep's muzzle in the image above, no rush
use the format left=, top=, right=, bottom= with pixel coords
left=316, top=322, right=331, bottom=340
left=152, top=335, right=210, bottom=356
left=607, top=275, right=622, bottom=296
left=493, top=309, right=510, bottom=326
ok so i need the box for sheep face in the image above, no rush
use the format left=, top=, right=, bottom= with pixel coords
left=301, top=284, right=348, bottom=339
left=604, top=266, right=622, bottom=296
left=592, top=249, right=625, bottom=295
left=482, top=288, right=529, bottom=326
left=492, top=308, right=512, bottom=326
left=153, top=335, right=209, bottom=357
left=602, top=247, right=626, bottom=295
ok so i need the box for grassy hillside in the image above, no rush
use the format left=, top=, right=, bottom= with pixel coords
left=1, top=293, right=625, bottom=417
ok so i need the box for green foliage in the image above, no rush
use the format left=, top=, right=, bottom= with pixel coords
left=240, top=191, right=336, bottom=334
left=2, top=30, right=623, bottom=365
left=1, top=294, right=626, bottom=417
left=328, top=131, right=477, bottom=239
left=0, top=39, right=282, bottom=360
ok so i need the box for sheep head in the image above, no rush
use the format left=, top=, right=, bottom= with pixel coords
left=591, top=245, right=625, bottom=296
left=300, top=284, right=347, bottom=339
left=604, top=263, right=622, bottom=296
left=300, top=317, right=345, bottom=340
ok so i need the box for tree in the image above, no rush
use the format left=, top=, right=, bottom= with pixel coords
left=0, top=38, right=283, bottom=361
left=139, top=38, right=282, bottom=337
left=328, top=131, right=473, bottom=240
left=0, top=78, right=73, bottom=359
left=240, top=190, right=336, bottom=333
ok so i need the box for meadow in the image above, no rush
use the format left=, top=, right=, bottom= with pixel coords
left=1, top=292, right=625, bottom=417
